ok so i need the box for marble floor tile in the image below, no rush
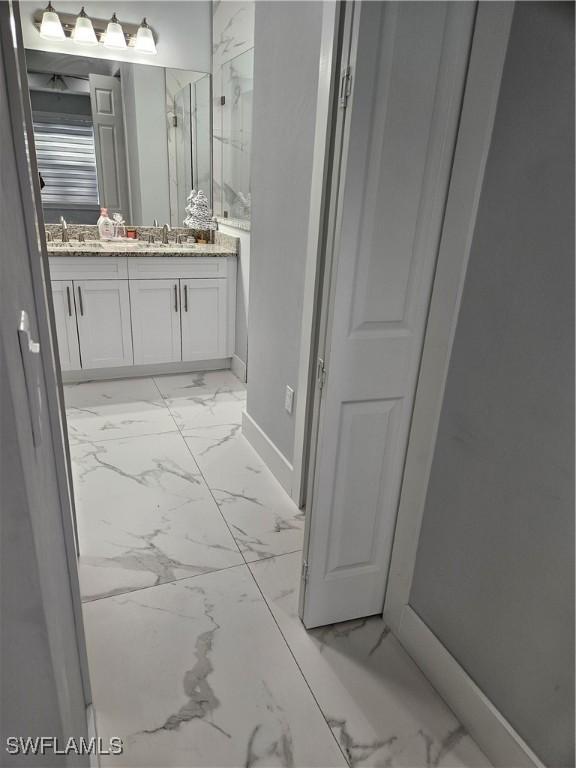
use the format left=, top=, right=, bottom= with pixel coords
left=184, top=426, right=304, bottom=562
left=72, top=432, right=244, bottom=601
left=83, top=566, right=347, bottom=768
left=154, top=370, right=247, bottom=431
left=65, top=378, right=177, bottom=443
left=249, top=552, right=491, bottom=768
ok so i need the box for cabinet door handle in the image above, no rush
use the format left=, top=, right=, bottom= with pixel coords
left=174, top=283, right=178, bottom=312
left=184, top=284, right=188, bottom=312
left=77, top=285, right=84, bottom=316
left=66, top=285, right=72, bottom=316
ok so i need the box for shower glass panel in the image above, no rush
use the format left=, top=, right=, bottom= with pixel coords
left=221, top=48, right=253, bottom=221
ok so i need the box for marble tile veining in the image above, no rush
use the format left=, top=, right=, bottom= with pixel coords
left=72, top=432, right=243, bottom=601
left=155, top=371, right=247, bottom=431
left=249, top=553, right=492, bottom=768
left=184, top=425, right=304, bottom=562
left=70, top=371, right=489, bottom=768
left=65, top=377, right=177, bottom=443
left=83, top=566, right=347, bottom=767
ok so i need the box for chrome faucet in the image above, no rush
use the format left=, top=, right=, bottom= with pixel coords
left=60, top=216, right=69, bottom=243
left=162, top=224, right=171, bottom=244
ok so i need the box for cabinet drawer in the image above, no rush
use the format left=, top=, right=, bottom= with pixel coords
left=49, top=256, right=128, bottom=280
left=127, top=257, right=228, bottom=280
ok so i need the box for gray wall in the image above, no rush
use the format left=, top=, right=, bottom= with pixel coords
left=409, top=4, right=574, bottom=766
left=246, top=0, right=323, bottom=460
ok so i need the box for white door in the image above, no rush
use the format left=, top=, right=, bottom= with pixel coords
left=89, top=73, right=130, bottom=220
left=301, top=1, right=476, bottom=628
left=0, top=0, right=89, bottom=739
left=181, top=278, right=227, bottom=361
left=130, top=279, right=182, bottom=364
left=51, top=280, right=81, bottom=371
left=74, top=279, right=133, bottom=368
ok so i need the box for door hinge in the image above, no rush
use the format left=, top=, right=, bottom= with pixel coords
left=301, top=560, right=309, bottom=586
left=339, top=65, right=352, bottom=109
left=220, top=95, right=226, bottom=106
left=172, top=114, right=178, bottom=127
left=317, top=358, right=326, bottom=390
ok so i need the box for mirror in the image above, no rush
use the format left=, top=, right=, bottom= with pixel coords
left=24, top=49, right=211, bottom=227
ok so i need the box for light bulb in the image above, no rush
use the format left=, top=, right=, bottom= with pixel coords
left=103, top=13, right=126, bottom=49
left=40, top=2, right=65, bottom=40
left=73, top=7, right=97, bottom=46
left=134, top=18, right=156, bottom=54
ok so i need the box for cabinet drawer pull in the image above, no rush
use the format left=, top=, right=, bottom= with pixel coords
left=77, top=285, right=84, bottom=316
left=184, top=284, right=188, bottom=312
left=174, top=283, right=178, bottom=312
left=66, top=285, right=72, bottom=316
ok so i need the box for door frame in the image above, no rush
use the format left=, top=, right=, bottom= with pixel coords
left=382, top=4, right=544, bottom=768
left=4, top=0, right=92, bottom=706
left=291, top=0, right=352, bottom=510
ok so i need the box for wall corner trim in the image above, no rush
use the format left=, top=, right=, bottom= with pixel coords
left=231, top=354, right=247, bottom=383
left=242, top=410, right=294, bottom=497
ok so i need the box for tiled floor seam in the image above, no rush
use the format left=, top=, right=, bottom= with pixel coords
left=245, top=559, right=352, bottom=767
left=81, top=559, right=251, bottom=604
left=149, top=377, right=349, bottom=764
left=150, top=375, right=247, bottom=565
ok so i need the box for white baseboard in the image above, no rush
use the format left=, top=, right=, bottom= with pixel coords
left=397, top=606, right=545, bottom=768
left=61, top=358, right=230, bottom=384
left=242, top=410, right=293, bottom=496
left=231, top=354, right=247, bottom=383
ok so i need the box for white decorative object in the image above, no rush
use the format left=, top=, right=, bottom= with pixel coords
left=112, top=212, right=126, bottom=239
left=184, top=189, right=216, bottom=231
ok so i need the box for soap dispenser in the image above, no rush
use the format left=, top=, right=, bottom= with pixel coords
left=97, top=207, right=114, bottom=240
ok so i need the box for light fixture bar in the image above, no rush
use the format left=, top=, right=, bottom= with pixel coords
left=33, top=8, right=151, bottom=48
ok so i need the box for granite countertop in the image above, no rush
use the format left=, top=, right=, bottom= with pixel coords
left=47, top=242, right=237, bottom=258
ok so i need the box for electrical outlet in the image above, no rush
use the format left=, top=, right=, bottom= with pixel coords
left=284, top=385, right=294, bottom=414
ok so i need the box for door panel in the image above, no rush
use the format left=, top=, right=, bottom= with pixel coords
left=75, top=280, right=133, bottom=368
left=51, top=280, right=81, bottom=371
left=89, top=73, right=129, bottom=219
left=130, top=279, right=182, bottom=365
left=181, top=278, right=227, bottom=361
left=302, top=1, right=476, bottom=627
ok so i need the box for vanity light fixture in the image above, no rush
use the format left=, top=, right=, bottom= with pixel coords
left=134, top=17, right=157, bottom=55
left=39, top=1, right=65, bottom=40
left=103, top=12, right=127, bottom=49
left=33, top=7, right=157, bottom=52
left=72, top=7, right=97, bottom=46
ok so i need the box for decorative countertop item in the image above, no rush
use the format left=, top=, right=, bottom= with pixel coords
left=184, top=189, right=216, bottom=232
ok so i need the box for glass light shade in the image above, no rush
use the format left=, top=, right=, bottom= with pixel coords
left=73, top=10, right=97, bottom=46
left=40, top=6, right=65, bottom=40
left=103, top=15, right=126, bottom=49
left=134, top=22, right=156, bottom=55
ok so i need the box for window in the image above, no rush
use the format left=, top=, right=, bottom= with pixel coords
left=32, top=114, right=99, bottom=209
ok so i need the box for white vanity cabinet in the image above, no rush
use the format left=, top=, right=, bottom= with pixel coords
left=130, top=279, right=182, bottom=365
left=51, top=280, right=81, bottom=371
left=48, top=255, right=236, bottom=379
left=74, top=280, right=133, bottom=369
left=181, top=278, right=229, bottom=361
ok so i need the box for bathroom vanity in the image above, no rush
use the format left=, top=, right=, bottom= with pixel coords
left=47, top=239, right=237, bottom=382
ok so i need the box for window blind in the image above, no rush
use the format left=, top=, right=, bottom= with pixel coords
left=32, top=115, right=99, bottom=208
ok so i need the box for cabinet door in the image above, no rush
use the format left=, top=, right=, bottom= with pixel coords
left=130, top=279, right=182, bottom=365
left=74, top=280, right=133, bottom=369
left=51, top=281, right=81, bottom=371
left=181, top=279, right=228, bottom=361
